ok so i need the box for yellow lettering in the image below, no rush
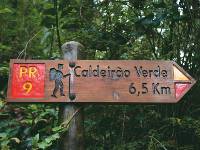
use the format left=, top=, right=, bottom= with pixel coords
left=29, top=67, right=37, bottom=78
left=23, top=82, right=32, bottom=94
left=19, top=66, right=28, bottom=78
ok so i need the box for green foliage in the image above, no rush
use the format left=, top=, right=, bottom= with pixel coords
left=0, top=0, right=200, bottom=149
left=0, top=100, right=70, bottom=149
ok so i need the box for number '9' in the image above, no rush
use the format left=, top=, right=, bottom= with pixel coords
left=23, top=82, right=32, bottom=94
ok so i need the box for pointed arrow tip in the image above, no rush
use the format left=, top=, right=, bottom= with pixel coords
left=173, top=62, right=196, bottom=102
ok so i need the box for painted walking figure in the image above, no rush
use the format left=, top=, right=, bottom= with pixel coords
left=49, top=64, right=70, bottom=98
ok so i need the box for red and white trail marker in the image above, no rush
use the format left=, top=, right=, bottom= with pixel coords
left=173, top=64, right=196, bottom=101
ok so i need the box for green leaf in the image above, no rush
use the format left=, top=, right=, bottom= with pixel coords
left=0, top=100, right=5, bottom=109
left=0, top=8, right=12, bottom=14
left=1, top=140, right=10, bottom=150
left=32, top=133, right=39, bottom=147
left=46, top=133, right=59, bottom=143
left=52, top=126, right=62, bottom=132
left=0, top=133, right=7, bottom=139
left=38, top=141, right=51, bottom=149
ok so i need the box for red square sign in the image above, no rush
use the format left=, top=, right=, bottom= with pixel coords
left=11, top=63, right=45, bottom=98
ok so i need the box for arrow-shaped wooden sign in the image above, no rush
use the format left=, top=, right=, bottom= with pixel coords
left=7, top=59, right=196, bottom=103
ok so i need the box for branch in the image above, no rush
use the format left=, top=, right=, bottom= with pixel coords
left=54, top=0, right=62, bottom=56
left=149, top=136, right=167, bottom=150
left=17, top=30, right=42, bottom=59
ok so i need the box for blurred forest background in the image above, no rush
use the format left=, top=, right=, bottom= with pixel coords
left=0, top=0, right=200, bottom=149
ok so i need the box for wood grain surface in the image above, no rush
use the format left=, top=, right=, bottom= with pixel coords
left=6, top=59, right=196, bottom=103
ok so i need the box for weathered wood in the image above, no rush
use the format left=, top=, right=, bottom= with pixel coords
left=7, top=60, right=196, bottom=103
left=58, top=41, right=84, bottom=150
left=58, top=104, right=84, bottom=150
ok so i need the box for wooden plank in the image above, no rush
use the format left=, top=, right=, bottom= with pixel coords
left=6, top=59, right=196, bottom=103
left=58, top=41, right=84, bottom=150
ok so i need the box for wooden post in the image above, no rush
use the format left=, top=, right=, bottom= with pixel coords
left=59, top=41, right=84, bottom=150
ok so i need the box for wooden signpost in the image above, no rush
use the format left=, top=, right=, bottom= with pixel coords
left=6, top=43, right=196, bottom=150
left=7, top=59, right=196, bottom=103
